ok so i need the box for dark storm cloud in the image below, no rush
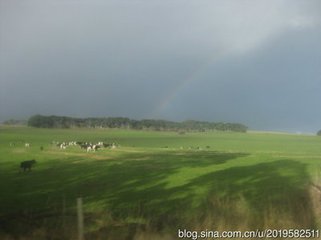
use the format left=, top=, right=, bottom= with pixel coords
left=1, top=0, right=321, bottom=132
left=165, top=27, right=321, bottom=132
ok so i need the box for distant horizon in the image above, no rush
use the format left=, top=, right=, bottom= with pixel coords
left=1, top=114, right=319, bottom=135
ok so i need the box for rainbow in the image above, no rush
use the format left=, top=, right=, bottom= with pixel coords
left=150, top=50, right=227, bottom=118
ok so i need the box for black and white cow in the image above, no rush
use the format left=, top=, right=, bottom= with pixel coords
left=86, top=144, right=101, bottom=152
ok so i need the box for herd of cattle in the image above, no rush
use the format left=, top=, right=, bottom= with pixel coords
left=53, top=141, right=118, bottom=152
left=16, top=141, right=208, bottom=172
left=15, top=140, right=118, bottom=172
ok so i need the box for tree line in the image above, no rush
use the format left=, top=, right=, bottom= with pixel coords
left=27, top=114, right=248, bottom=132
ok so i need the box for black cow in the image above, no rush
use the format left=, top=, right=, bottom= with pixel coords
left=103, top=143, right=111, bottom=148
left=80, top=144, right=89, bottom=149
left=20, top=160, right=36, bottom=172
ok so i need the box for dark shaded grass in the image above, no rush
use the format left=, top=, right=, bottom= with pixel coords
left=0, top=150, right=316, bottom=239
left=190, top=160, right=314, bottom=229
left=0, top=151, right=244, bottom=238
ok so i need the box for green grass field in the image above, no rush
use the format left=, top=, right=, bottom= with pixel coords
left=1, top=126, right=321, bottom=239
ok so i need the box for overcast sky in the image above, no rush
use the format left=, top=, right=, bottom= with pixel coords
left=1, top=0, right=321, bottom=132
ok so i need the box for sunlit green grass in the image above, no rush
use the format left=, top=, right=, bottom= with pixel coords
left=0, top=126, right=321, bottom=239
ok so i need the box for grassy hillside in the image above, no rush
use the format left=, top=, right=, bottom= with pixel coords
left=0, top=126, right=321, bottom=239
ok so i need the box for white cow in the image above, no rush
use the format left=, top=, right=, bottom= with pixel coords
left=87, top=145, right=93, bottom=152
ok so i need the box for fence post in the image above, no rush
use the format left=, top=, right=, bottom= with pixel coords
left=77, top=197, right=84, bottom=240
left=62, top=194, right=66, bottom=228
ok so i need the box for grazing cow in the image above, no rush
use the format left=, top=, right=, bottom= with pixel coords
left=68, top=141, right=77, bottom=146
left=87, top=145, right=93, bottom=152
left=20, top=160, right=36, bottom=172
left=60, top=143, right=67, bottom=149
left=86, top=144, right=100, bottom=152
left=25, top=143, right=30, bottom=148
left=103, top=143, right=111, bottom=148
left=93, top=145, right=100, bottom=151
left=80, top=144, right=88, bottom=150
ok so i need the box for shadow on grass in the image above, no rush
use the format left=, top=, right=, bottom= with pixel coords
left=185, top=160, right=315, bottom=230
left=0, top=151, right=316, bottom=239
